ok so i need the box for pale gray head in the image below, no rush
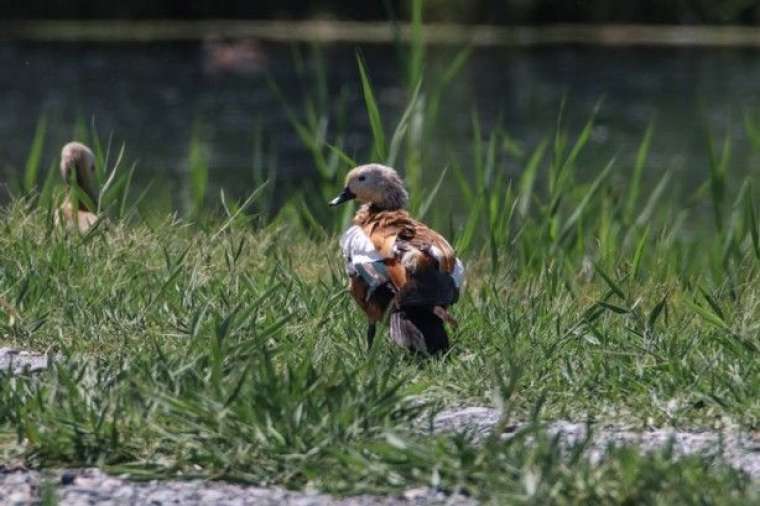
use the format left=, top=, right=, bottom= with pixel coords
left=329, top=163, right=409, bottom=211
left=60, top=142, right=97, bottom=202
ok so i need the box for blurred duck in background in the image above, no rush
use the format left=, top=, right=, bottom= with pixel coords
left=202, top=36, right=267, bottom=75
left=56, top=142, right=99, bottom=233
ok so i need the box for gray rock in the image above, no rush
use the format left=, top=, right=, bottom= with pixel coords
left=0, top=347, right=48, bottom=375
left=0, top=468, right=475, bottom=506
left=1, top=351, right=756, bottom=504
left=433, top=407, right=760, bottom=479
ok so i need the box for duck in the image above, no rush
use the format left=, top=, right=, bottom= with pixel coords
left=55, top=142, right=99, bottom=233
left=202, top=36, right=266, bottom=75
left=330, top=164, right=464, bottom=355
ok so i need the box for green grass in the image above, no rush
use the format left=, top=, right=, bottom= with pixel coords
left=0, top=195, right=756, bottom=501
left=1, top=28, right=759, bottom=503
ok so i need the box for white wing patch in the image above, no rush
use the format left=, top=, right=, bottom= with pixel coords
left=451, top=258, right=465, bottom=288
left=427, top=245, right=465, bottom=289
left=429, top=245, right=444, bottom=263
left=339, top=225, right=465, bottom=288
left=340, top=225, right=384, bottom=276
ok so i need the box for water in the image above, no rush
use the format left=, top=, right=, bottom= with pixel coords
left=2, top=40, right=760, bottom=205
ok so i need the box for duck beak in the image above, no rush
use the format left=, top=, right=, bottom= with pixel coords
left=329, top=187, right=355, bottom=207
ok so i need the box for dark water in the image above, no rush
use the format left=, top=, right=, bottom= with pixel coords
left=2, top=40, right=760, bottom=204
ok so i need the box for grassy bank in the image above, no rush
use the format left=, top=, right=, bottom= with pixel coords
left=0, top=194, right=757, bottom=501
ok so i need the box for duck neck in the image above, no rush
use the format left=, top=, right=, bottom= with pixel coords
left=369, top=201, right=404, bottom=212
left=353, top=203, right=407, bottom=225
left=64, top=185, right=97, bottom=212
left=62, top=165, right=98, bottom=211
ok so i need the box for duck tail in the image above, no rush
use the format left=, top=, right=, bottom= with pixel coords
left=390, top=307, right=449, bottom=355
left=388, top=256, right=458, bottom=356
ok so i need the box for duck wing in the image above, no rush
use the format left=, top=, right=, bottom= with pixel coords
left=360, top=210, right=464, bottom=290
left=342, top=210, right=465, bottom=356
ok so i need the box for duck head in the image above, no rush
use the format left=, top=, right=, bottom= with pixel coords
left=329, top=163, right=409, bottom=211
left=60, top=142, right=98, bottom=207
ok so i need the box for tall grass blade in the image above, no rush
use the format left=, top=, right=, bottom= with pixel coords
left=417, top=166, right=448, bottom=221
left=387, top=79, right=422, bottom=167
left=558, top=157, right=614, bottom=245
left=38, top=159, right=58, bottom=209
left=594, top=264, right=627, bottom=301
left=744, top=184, right=760, bottom=259
left=408, top=0, right=424, bottom=90
left=631, top=226, right=650, bottom=279
left=188, top=126, right=209, bottom=218
left=519, top=139, right=548, bottom=216
left=117, top=163, right=137, bottom=220
left=427, top=46, right=472, bottom=126
left=211, top=181, right=269, bottom=240
left=706, top=132, right=731, bottom=233
left=23, top=116, right=47, bottom=193
left=97, top=143, right=126, bottom=213
left=356, top=52, right=387, bottom=161
left=326, top=143, right=357, bottom=168
left=683, top=298, right=729, bottom=331
left=455, top=197, right=484, bottom=254
left=625, top=121, right=654, bottom=222
left=634, top=171, right=671, bottom=228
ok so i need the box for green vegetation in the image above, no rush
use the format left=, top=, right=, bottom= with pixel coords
left=0, top=198, right=757, bottom=501
left=1, top=28, right=759, bottom=504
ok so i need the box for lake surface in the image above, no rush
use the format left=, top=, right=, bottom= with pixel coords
left=2, top=40, right=760, bottom=205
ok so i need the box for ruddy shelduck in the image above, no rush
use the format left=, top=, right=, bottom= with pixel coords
left=56, top=142, right=99, bottom=233
left=330, top=164, right=464, bottom=355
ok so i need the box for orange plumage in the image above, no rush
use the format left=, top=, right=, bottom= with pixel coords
left=331, top=164, right=464, bottom=355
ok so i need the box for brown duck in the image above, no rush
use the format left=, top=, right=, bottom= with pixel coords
left=330, top=164, right=464, bottom=355
left=55, top=142, right=99, bottom=233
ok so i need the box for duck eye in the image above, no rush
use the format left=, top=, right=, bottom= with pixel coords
left=358, top=176, right=366, bottom=182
